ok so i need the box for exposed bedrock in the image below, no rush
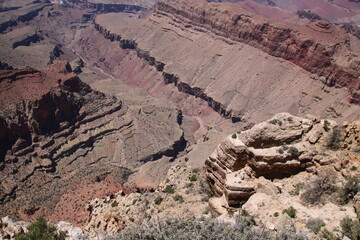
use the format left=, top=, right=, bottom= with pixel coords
left=0, top=62, right=184, bottom=221
left=205, top=112, right=355, bottom=207
left=93, top=5, right=360, bottom=123
left=94, top=23, right=241, bottom=122
left=156, top=0, right=360, bottom=100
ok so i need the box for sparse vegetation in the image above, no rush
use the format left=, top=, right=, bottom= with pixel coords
left=287, top=117, right=293, bottom=122
left=323, top=120, right=331, bottom=132
left=115, top=215, right=305, bottom=240
left=163, top=185, right=175, bottom=194
left=173, top=194, right=184, bottom=203
left=111, top=201, right=119, bottom=208
left=300, top=169, right=336, bottom=205
left=320, top=229, right=341, bottom=240
left=154, top=196, right=163, bottom=205
left=288, top=146, right=300, bottom=156
left=352, top=147, right=360, bottom=153
left=306, top=218, right=325, bottom=234
left=274, top=212, right=279, bottom=217
left=340, top=217, right=360, bottom=240
left=277, top=148, right=284, bottom=154
left=270, top=119, right=282, bottom=126
left=232, top=133, right=237, bottom=139
left=338, top=175, right=360, bottom=204
left=289, top=183, right=305, bottom=196
left=189, top=175, right=197, bottom=182
left=327, top=126, right=343, bottom=150
left=282, top=206, right=297, bottom=218
left=15, top=216, right=67, bottom=240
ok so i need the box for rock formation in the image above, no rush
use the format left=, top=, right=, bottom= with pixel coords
left=205, top=112, right=359, bottom=235
left=0, top=62, right=184, bottom=223
left=93, top=0, right=360, bottom=123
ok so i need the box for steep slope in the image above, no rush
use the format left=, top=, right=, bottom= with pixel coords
left=94, top=0, right=360, bottom=123
left=0, top=62, right=184, bottom=223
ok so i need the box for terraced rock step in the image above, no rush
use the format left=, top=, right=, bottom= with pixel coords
left=0, top=62, right=184, bottom=222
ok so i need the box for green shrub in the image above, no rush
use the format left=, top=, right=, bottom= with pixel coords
left=129, top=217, right=135, bottom=223
left=288, top=147, right=300, bottom=156
left=270, top=119, right=282, bottom=126
left=323, top=120, right=331, bottom=132
left=327, top=126, right=343, bottom=150
left=277, top=148, right=284, bottom=154
left=340, top=217, right=360, bottom=240
left=306, top=218, right=325, bottom=234
left=274, top=212, right=279, bottom=217
left=282, top=206, right=297, bottom=218
left=111, top=201, right=119, bottom=207
left=173, top=194, right=184, bottom=203
left=232, top=133, right=237, bottom=139
left=338, top=175, right=360, bottom=204
left=287, top=117, right=293, bottom=122
left=163, top=185, right=175, bottom=194
left=15, top=217, right=67, bottom=240
left=320, top=229, right=341, bottom=240
left=189, top=175, right=197, bottom=182
left=154, top=196, right=163, bottom=205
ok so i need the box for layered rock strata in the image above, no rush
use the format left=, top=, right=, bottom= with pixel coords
left=94, top=0, right=360, bottom=123
left=0, top=62, right=184, bottom=221
left=205, top=112, right=348, bottom=207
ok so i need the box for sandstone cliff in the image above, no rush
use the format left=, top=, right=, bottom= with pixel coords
left=206, top=112, right=359, bottom=235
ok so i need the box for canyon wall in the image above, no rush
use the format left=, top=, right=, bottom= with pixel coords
left=93, top=1, right=360, bottom=123
left=0, top=62, right=184, bottom=223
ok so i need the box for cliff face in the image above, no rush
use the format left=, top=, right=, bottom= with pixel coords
left=94, top=1, right=360, bottom=123
left=156, top=0, right=360, bottom=101
left=205, top=112, right=360, bottom=234
left=0, top=62, right=184, bottom=223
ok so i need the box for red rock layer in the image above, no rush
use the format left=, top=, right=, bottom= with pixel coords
left=156, top=0, right=360, bottom=103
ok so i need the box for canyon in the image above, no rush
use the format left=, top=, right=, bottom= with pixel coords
left=0, top=0, right=359, bottom=239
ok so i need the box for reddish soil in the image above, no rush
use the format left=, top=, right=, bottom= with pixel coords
left=49, top=174, right=122, bottom=227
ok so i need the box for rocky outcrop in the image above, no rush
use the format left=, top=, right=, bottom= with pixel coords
left=0, top=62, right=184, bottom=222
left=205, top=112, right=359, bottom=235
left=156, top=0, right=360, bottom=100
left=205, top=113, right=342, bottom=207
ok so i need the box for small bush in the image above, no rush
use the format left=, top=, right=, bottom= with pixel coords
left=111, top=201, right=119, bottom=208
left=320, top=229, right=341, bottom=240
left=288, top=146, right=300, bottom=156
left=338, top=175, right=360, bottom=204
left=189, top=175, right=197, bottom=182
left=129, top=217, right=135, bottom=223
left=15, top=216, right=67, bottom=240
left=323, top=120, right=331, bottom=132
left=282, top=206, right=297, bottom=218
left=327, top=126, right=343, bottom=150
left=154, top=196, right=163, bottom=205
left=270, top=119, right=282, bottom=126
left=277, top=148, right=284, bottom=154
left=173, top=194, right=184, bottom=203
left=163, top=185, right=175, bottom=194
left=274, top=212, right=279, bottom=217
left=306, top=218, right=325, bottom=234
left=300, top=169, right=336, bottom=205
left=289, top=183, right=304, bottom=196
left=340, top=217, right=360, bottom=240
left=232, top=133, right=237, bottom=139
left=287, top=117, right=293, bottom=122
